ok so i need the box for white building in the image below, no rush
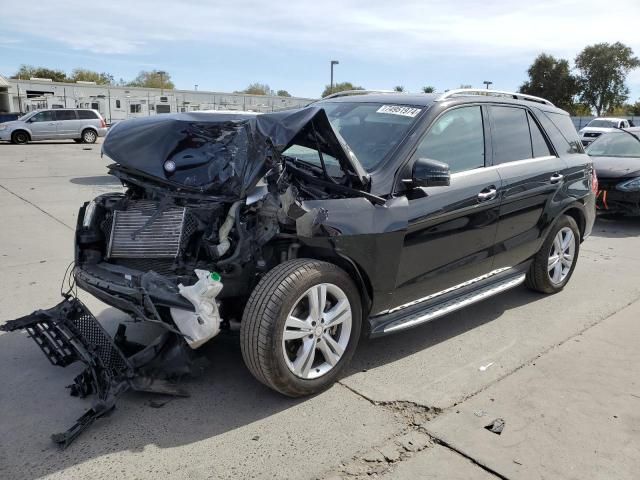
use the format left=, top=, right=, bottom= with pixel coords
left=0, top=76, right=315, bottom=123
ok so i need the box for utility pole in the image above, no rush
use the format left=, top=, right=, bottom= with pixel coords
left=330, top=60, right=339, bottom=94
left=158, top=70, right=166, bottom=95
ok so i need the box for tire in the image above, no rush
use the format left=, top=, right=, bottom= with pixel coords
left=11, top=131, right=29, bottom=144
left=81, top=129, right=97, bottom=143
left=526, top=215, right=580, bottom=294
left=241, top=259, right=362, bottom=397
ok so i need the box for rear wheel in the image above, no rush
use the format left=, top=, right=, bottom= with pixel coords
left=81, top=129, right=97, bottom=143
left=240, top=259, right=362, bottom=397
left=526, top=215, right=580, bottom=294
left=11, top=131, right=29, bottom=144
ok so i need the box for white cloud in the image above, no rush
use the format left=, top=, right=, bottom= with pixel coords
left=1, top=0, right=639, bottom=62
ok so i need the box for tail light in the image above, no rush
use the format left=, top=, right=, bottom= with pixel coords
left=591, top=168, right=598, bottom=194
left=100, top=117, right=106, bottom=128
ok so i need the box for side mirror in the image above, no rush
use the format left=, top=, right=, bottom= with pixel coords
left=409, top=158, right=450, bottom=188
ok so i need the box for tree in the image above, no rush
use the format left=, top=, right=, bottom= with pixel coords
left=276, top=89, right=292, bottom=97
left=571, top=103, right=593, bottom=116
left=575, top=42, right=640, bottom=116
left=321, top=82, right=364, bottom=98
left=70, top=68, right=114, bottom=85
left=394, top=85, right=404, bottom=92
left=519, top=53, right=578, bottom=111
left=422, top=86, right=436, bottom=93
left=629, top=101, right=640, bottom=116
left=127, top=70, right=175, bottom=89
left=237, top=83, right=272, bottom=95
left=12, top=64, right=67, bottom=82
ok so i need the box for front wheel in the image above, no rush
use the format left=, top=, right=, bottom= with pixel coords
left=526, top=214, right=580, bottom=294
left=11, top=131, right=29, bottom=144
left=241, top=259, right=362, bottom=397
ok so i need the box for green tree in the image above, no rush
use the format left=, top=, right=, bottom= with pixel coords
left=127, top=70, right=175, bottom=89
left=321, top=82, right=364, bottom=98
left=628, top=101, right=640, bottom=116
left=237, top=83, right=272, bottom=95
left=393, top=85, right=404, bottom=92
left=276, top=89, right=292, bottom=97
left=519, top=53, right=578, bottom=111
left=422, top=86, right=436, bottom=93
left=570, top=103, right=593, bottom=116
left=12, top=64, right=67, bottom=82
left=70, top=68, right=114, bottom=85
left=575, top=42, right=640, bottom=116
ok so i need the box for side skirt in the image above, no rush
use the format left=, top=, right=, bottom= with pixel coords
left=369, top=265, right=529, bottom=337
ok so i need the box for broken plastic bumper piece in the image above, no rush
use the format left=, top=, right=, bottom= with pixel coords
left=1, top=295, right=189, bottom=448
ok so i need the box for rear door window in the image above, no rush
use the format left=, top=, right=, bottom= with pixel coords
left=490, top=106, right=532, bottom=164
left=55, top=110, right=77, bottom=121
left=77, top=110, right=98, bottom=119
left=540, top=111, right=583, bottom=154
left=415, top=106, right=485, bottom=174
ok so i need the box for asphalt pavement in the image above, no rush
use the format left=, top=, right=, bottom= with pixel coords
left=0, top=140, right=638, bottom=480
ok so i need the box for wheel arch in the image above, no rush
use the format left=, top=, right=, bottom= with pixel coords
left=12, top=129, right=31, bottom=141
left=296, top=246, right=374, bottom=317
left=560, top=203, right=587, bottom=241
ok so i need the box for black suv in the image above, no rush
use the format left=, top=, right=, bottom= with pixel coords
left=4, top=89, right=596, bottom=445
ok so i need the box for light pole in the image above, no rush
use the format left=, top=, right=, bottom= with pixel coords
left=483, top=80, right=493, bottom=90
left=158, top=70, right=166, bottom=95
left=194, top=84, right=198, bottom=91
left=330, top=60, right=339, bottom=94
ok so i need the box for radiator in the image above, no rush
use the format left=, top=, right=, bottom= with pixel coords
left=107, top=201, right=187, bottom=258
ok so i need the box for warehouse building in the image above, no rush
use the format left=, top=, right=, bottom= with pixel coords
left=0, top=75, right=315, bottom=123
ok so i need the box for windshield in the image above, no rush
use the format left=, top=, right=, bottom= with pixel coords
left=587, top=119, right=618, bottom=128
left=587, top=131, right=640, bottom=158
left=18, top=112, right=35, bottom=121
left=287, top=102, right=422, bottom=172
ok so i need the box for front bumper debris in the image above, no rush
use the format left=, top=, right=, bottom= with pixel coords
left=1, top=296, right=190, bottom=448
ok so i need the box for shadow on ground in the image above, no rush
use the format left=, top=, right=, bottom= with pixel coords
left=591, top=214, right=640, bottom=238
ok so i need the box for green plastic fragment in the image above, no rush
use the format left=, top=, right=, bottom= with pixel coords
left=209, top=271, right=221, bottom=282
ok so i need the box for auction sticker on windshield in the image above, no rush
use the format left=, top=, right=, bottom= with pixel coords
left=376, top=105, right=422, bottom=117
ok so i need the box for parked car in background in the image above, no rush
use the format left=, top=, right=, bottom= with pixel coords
left=579, top=117, right=633, bottom=146
left=587, top=128, right=640, bottom=215
left=0, top=108, right=107, bottom=144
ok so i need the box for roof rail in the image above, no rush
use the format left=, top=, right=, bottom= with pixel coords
left=437, top=89, right=554, bottom=107
left=323, top=89, right=396, bottom=99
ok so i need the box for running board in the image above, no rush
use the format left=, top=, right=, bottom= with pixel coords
left=371, top=274, right=526, bottom=336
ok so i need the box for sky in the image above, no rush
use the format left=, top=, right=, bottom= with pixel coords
left=1, top=0, right=640, bottom=100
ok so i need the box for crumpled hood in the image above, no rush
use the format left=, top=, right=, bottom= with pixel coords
left=102, top=107, right=368, bottom=197
left=591, top=155, right=640, bottom=179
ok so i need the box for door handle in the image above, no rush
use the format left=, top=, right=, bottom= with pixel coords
left=550, top=173, right=564, bottom=184
left=477, top=186, right=497, bottom=202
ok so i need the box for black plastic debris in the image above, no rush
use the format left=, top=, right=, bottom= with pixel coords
left=1, top=295, right=191, bottom=447
left=485, top=418, right=506, bottom=435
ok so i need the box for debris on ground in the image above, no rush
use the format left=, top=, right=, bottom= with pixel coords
left=485, top=418, right=506, bottom=435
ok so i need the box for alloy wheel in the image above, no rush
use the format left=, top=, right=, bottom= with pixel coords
left=282, top=283, right=352, bottom=380
left=548, top=226, right=575, bottom=285
left=83, top=130, right=97, bottom=143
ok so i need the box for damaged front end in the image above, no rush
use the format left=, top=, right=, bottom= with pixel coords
left=3, top=106, right=378, bottom=446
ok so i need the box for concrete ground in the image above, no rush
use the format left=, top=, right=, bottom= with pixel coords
left=0, top=140, right=638, bottom=480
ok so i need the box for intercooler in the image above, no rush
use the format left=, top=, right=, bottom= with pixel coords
left=106, top=201, right=189, bottom=259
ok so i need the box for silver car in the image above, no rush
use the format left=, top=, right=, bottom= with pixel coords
left=0, top=109, right=108, bottom=144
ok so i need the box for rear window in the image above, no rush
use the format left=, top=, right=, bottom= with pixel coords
left=542, top=111, right=583, bottom=154
left=77, top=110, right=99, bottom=119
left=55, top=110, right=77, bottom=121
